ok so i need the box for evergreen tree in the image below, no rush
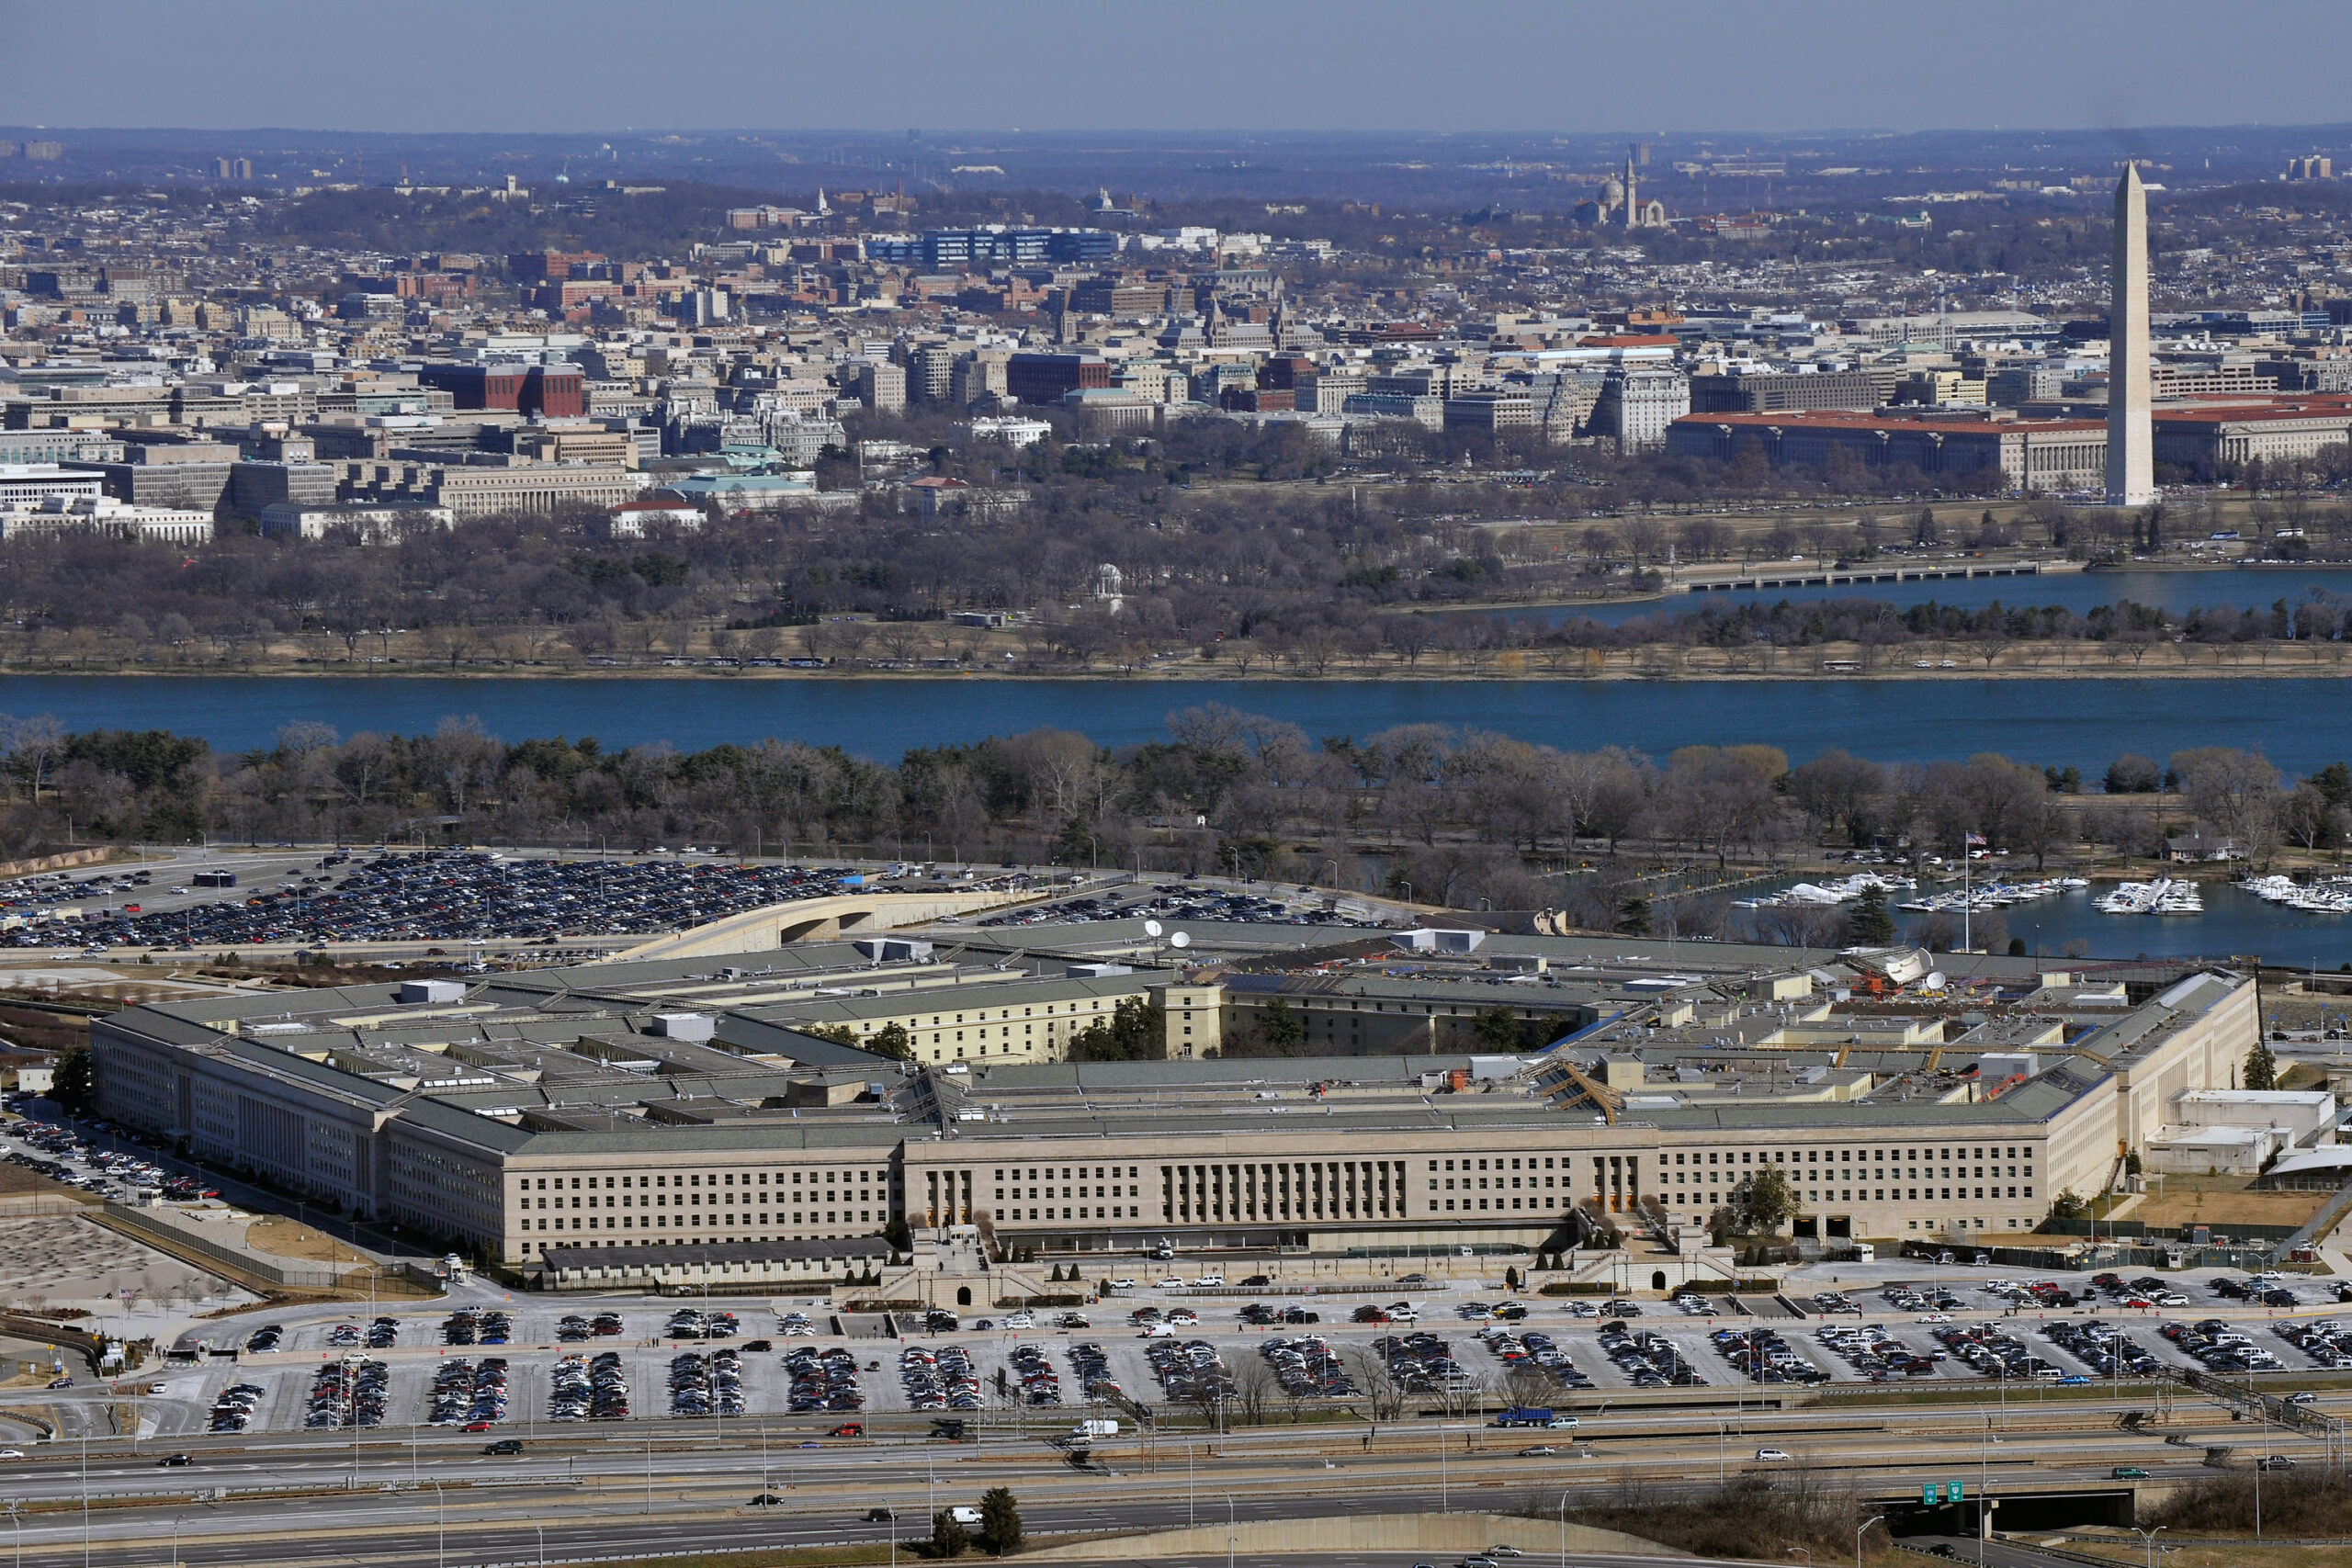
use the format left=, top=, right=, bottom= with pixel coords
left=930, top=1512, right=970, bottom=1559
left=49, top=1047, right=96, bottom=1116
left=1846, top=886, right=1896, bottom=946
left=1471, top=1005, right=1526, bottom=1052
left=1615, top=895, right=1652, bottom=935
left=1257, top=998, right=1306, bottom=1055
left=978, top=1488, right=1023, bottom=1555
left=2244, top=1040, right=2279, bottom=1092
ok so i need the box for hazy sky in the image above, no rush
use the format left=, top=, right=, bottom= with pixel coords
left=6, top=0, right=2351, bottom=137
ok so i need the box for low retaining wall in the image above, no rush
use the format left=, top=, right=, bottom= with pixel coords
left=1022, top=1510, right=1685, bottom=1560
left=95, top=1204, right=348, bottom=1291
left=0, top=848, right=112, bottom=881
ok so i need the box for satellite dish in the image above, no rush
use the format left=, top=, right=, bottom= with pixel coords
left=1143, top=919, right=1163, bottom=938
left=1170, top=931, right=1191, bottom=950
left=1924, top=971, right=1947, bottom=991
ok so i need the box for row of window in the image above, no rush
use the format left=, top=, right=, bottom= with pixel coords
left=522, top=1169, right=887, bottom=1190
left=528, top=1208, right=878, bottom=1232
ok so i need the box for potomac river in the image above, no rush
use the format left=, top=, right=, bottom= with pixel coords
left=0, top=671, right=2340, bottom=775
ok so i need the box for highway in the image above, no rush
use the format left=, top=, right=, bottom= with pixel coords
left=0, top=1395, right=2339, bottom=1568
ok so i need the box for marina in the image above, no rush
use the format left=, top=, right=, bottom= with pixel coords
left=2095, top=877, right=2207, bottom=916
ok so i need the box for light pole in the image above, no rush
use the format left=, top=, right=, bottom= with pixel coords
left=1225, top=1492, right=1236, bottom=1568
left=536, top=1522, right=546, bottom=1566
left=1857, top=1514, right=1883, bottom=1568
left=1557, top=1488, right=1571, bottom=1568
left=1439, top=1420, right=1449, bottom=1511
left=429, top=1477, right=446, bottom=1568
left=171, top=1513, right=184, bottom=1568
left=2132, top=1525, right=2166, bottom=1568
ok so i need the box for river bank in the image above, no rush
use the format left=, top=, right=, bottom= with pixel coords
left=5, top=643, right=2346, bottom=680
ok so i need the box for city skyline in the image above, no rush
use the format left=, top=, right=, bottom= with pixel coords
left=6, top=0, right=2352, bottom=137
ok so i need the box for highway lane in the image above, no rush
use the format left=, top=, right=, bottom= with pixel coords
left=1, top=1393, right=2339, bottom=1503
left=0, top=1468, right=2142, bottom=1568
left=2, top=1410, right=2334, bottom=1568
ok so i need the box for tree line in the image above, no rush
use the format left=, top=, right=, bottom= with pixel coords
left=6, top=709, right=2341, bottom=955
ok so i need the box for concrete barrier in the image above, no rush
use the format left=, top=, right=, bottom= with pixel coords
left=1021, top=1510, right=1686, bottom=1560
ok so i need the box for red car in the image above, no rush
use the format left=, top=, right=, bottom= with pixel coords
left=830, top=1422, right=865, bottom=1438
left=463, top=1421, right=494, bottom=1433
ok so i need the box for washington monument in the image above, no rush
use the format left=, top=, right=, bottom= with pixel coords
left=2105, top=163, right=2155, bottom=506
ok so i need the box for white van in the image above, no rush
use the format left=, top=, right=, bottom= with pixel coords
left=949, top=1506, right=983, bottom=1527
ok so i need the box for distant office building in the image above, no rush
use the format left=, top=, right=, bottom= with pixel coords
left=227, top=459, right=338, bottom=520
left=863, top=228, right=1120, bottom=269
left=848, top=361, right=907, bottom=412
left=82, top=440, right=239, bottom=514
left=1442, top=389, right=1535, bottom=434
left=1690, top=369, right=1878, bottom=414
left=1, top=493, right=212, bottom=544
left=950, top=355, right=1010, bottom=406
left=1591, top=367, right=1690, bottom=451
left=1988, top=367, right=2071, bottom=407
left=0, top=462, right=107, bottom=510
left=2151, top=401, right=2352, bottom=477
left=1342, top=392, right=1445, bottom=430
left=0, top=430, right=125, bottom=466
left=415, top=364, right=586, bottom=418
left=1007, top=353, right=1111, bottom=405
left=1839, top=310, right=2051, bottom=348
left=1668, top=411, right=2109, bottom=491
left=906, top=344, right=961, bottom=404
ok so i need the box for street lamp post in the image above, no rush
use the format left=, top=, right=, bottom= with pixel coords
left=1226, top=1492, right=1236, bottom=1568
left=1857, top=1515, right=1883, bottom=1568
left=1557, top=1489, right=1571, bottom=1568
left=2132, top=1526, right=2167, bottom=1568
left=429, top=1478, right=446, bottom=1568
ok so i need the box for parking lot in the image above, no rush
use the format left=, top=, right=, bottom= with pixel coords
left=127, top=1263, right=2352, bottom=1440
left=3, top=850, right=912, bottom=951
left=975, top=883, right=1365, bottom=930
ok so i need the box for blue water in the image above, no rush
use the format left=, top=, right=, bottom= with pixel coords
left=1517, top=565, right=2352, bottom=628
left=1741, top=881, right=2352, bottom=969
left=0, top=672, right=2343, bottom=776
